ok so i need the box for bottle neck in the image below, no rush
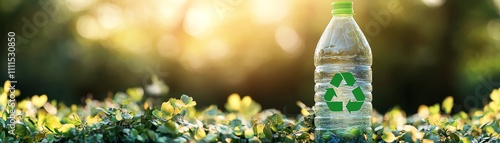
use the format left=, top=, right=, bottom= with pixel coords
left=331, top=1, right=353, bottom=16
left=332, top=14, right=353, bottom=17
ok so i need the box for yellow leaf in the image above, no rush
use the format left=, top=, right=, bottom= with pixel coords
left=488, top=102, right=498, bottom=111
left=403, top=125, right=422, bottom=141
left=127, top=87, right=144, bottom=102
left=0, top=92, right=7, bottom=107
left=418, top=105, right=429, bottom=118
left=59, top=124, right=75, bottom=132
left=44, top=114, right=62, bottom=132
left=423, top=139, right=435, bottom=143
left=382, top=131, right=396, bottom=142
left=485, top=126, right=495, bottom=134
left=32, top=94, right=48, bottom=108
left=456, top=119, right=465, bottom=130
left=429, top=104, right=440, bottom=115
left=161, top=101, right=174, bottom=113
left=85, top=115, right=100, bottom=125
left=225, top=93, right=241, bottom=112
left=143, top=99, right=151, bottom=110
left=14, top=89, right=20, bottom=96
left=37, top=112, right=46, bottom=131
left=194, top=119, right=206, bottom=140
left=71, top=104, right=77, bottom=112
left=490, top=88, right=500, bottom=103
left=244, top=128, right=254, bottom=139
left=446, top=125, right=456, bottom=132
left=460, top=137, right=471, bottom=143
left=44, top=103, right=58, bottom=115
left=242, top=96, right=252, bottom=108
left=3, top=80, right=11, bottom=94
left=116, top=111, right=123, bottom=121
left=254, top=124, right=265, bottom=138
left=242, top=101, right=261, bottom=118
left=301, top=109, right=310, bottom=116
left=442, top=96, right=454, bottom=114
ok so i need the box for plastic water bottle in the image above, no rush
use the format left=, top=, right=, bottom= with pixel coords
left=313, top=1, right=372, bottom=143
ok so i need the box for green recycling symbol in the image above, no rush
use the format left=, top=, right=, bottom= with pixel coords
left=324, top=72, right=365, bottom=113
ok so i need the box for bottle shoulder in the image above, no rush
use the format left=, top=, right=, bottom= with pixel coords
left=314, top=17, right=372, bottom=65
left=315, top=17, right=371, bottom=52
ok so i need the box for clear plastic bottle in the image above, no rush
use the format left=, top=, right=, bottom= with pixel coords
left=314, top=1, right=373, bottom=143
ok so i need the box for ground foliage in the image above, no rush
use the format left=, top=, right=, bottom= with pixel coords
left=0, top=81, right=499, bottom=143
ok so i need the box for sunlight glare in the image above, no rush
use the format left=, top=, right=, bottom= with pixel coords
left=111, top=29, right=152, bottom=54
left=206, top=39, right=230, bottom=60
left=157, top=35, right=181, bottom=58
left=275, top=26, right=302, bottom=55
left=155, top=0, right=187, bottom=29
left=97, top=4, right=123, bottom=30
left=494, top=0, right=500, bottom=15
left=183, top=3, right=215, bottom=38
left=77, top=15, right=108, bottom=40
left=66, top=0, right=94, bottom=12
left=251, top=0, right=289, bottom=24
left=421, top=0, right=445, bottom=8
left=487, top=19, right=500, bottom=40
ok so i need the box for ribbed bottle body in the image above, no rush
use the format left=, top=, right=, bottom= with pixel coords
left=314, top=16, right=373, bottom=143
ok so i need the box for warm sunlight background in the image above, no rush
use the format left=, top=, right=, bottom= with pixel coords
left=72, top=0, right=310, bottom=84
left=1, top=0, right=499, bottom=114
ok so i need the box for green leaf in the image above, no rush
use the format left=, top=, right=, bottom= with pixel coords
left=126, top=87, right=144, bottom=102
left=229, top=119, right=242, bottom=127
left=442, top=96, right=454, bottom=114
left=450, top=133, right=460, bottom=142
left=14, top=124, right=30, bottom=139
left=204, top=133, right=218, bottom=142
left=131, top=128, right=139, bottom=136
left=382, top=131, right=396, bottom=142
left=181, top=94, right=196, bottom=107
left=0, top=131, right=5, bottom=141
left=46, top=134, right=55, bottom=143
left=137, top=134, right=145, bottom=142
left=268, top=114, right=284, bottom=132
left=64, top=113, right=82, bottom=126
left=157, top=121, right=179, bottom=135
left=95, top=134, right=103, bottom=140
left=263, top=125, right=273, bottom=141
left=152, top=109, right=162, bottom=118
left=157, top=137, right=168, bottom=143
left=0, top=118, right=4, bottom=132
left=146, top=130, right=157, bottom=142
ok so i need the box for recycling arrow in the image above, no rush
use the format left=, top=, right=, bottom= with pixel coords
left=324, top=72, right=366, bottom=113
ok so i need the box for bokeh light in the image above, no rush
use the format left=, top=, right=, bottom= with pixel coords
left=183, top=2, right=216, bottom=38
left=65, top=0, right=94, bottom=12
left=275, top=26, right=302, bottom=56
left=251, top=0, right=290, bottom=24
left=421, top=0, right=445, bottom=8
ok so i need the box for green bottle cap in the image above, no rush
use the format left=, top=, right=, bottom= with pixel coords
left=331, top=1, right=353, bottom=15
